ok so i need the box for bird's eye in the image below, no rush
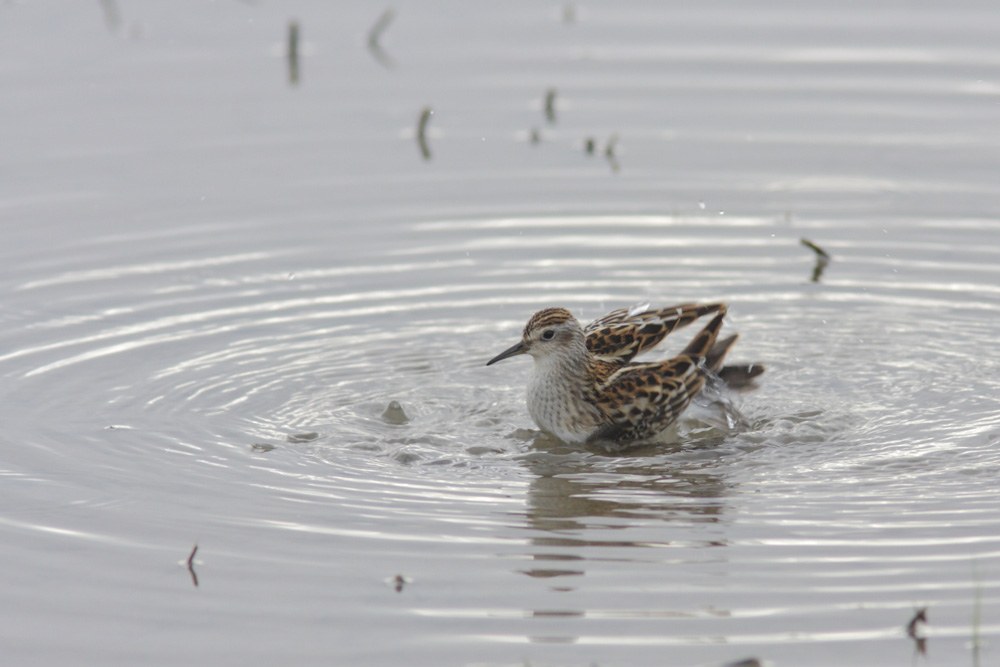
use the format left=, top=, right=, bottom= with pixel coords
left=541, top=330, right=555, bottom=340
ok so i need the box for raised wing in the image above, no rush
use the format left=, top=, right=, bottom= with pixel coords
left=584, top=302, right=725, bottom=366
left=587, top=309, right=728, bottom=442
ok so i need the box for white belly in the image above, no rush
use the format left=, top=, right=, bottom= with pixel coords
left=525, top=367, right=598, bottom=444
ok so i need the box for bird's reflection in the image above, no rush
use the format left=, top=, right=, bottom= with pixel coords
left=514, top=429, right=734, bottom=582
left=508, top=429, right=737, bottom=646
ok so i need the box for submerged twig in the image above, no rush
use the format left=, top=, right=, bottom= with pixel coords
left=906, top=607, right=927, bottom=656
left=287, top=20, right=300, bottom=86
left=906, top=607, right=927, bottom=637
left=367, top=8, right=396, bottom=69
left=801, top=237, right=831, bottom=283
left=187, top=544, right=199, bottom=588
left=800, top=237, right=830, bottom=260
left=604, top=133, right=620, bottom=173
left=544, top=88, right=557, bottom=124
left=416, top=107, right=433, bottom=161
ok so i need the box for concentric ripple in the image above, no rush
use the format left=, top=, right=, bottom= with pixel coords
left=2, top=211, right=998, bottom=663
left=4, top=1, right=1000, bottom=661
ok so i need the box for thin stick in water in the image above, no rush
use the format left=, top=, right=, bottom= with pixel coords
left=187, top=544, right=199, bottom=588
left=368, top=8, right=396, bottom=69
left=605, top=133, right=620, bottom=173
left=800, top=237, right=830, bottom=259
left=801, top=237, right=831, bottom=282
left=416, top=107, right=433, bottom=161
left=906, top=607, right=927, bottom=656
left=287, top=21, right=300, bottom=85
left=544, top=88, right=557, bottom=124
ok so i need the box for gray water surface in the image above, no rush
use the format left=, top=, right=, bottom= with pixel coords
left=2, top=2, right=999, bottom=666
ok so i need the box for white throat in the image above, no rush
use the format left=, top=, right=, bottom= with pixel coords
left=524, top=347, right=595, bottom=443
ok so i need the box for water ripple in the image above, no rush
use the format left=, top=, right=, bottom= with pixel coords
left=2, top=213, right=998, bottom=663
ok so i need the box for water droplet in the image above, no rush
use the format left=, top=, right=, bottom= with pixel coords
left=381, top=400, right=410, bottom=425
left=698, top=201, right=706, bottom=210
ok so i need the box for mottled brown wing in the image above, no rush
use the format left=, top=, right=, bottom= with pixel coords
left=584, top=302, right=725, bottom=365
left=587, top=310, right=729, bottom=442
left=588, top=356, right=706, bottom=442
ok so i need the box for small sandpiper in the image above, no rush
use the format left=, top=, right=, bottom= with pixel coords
left=486, top=302, right=761, bottom=444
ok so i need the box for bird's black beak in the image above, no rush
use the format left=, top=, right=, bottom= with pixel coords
left=486, top=340, right=527, bottom=366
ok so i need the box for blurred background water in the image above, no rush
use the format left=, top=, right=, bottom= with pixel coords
left=2, top=1, right=999, bottom=665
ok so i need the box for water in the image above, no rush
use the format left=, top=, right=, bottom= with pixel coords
left=2, top=1, right=999, bottom=665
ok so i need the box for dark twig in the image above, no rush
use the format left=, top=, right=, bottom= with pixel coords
left=544, top=88, right=557, bottom=124
left=287, top=21, right=300, bottom=85
left=604, top=133, right=620, bottom=173
left=800, top=237, right=830, bottom=260
left=801, top=237, right=831, bottom=282
left=416, top=107, right=433, bottom=161
left=906, top=607, right=927, bottom=656
left=187, top=544, right=199, bottom=588
left=367, top=8, right=396, bottom=69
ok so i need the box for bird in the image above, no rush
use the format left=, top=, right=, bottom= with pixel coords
left=486, top=302, right=761, bottom=444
